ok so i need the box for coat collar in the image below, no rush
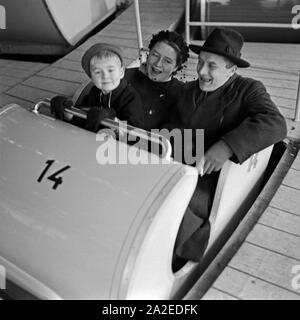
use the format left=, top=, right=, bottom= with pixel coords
left=195, top=73, right=239, bottom=111
left=93, top=78, right=128, bottom=104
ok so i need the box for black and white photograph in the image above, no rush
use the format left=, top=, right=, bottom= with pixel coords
left=0, top=0, right=300, bottom=306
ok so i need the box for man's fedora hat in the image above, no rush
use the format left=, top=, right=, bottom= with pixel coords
left=81, top=43, right=124, bottom=77
left=189, top=27, right=250, bottom=68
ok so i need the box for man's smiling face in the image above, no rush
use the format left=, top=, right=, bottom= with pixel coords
left=197, top=51, right=236, bottom=91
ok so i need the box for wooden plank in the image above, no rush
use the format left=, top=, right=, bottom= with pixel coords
left=239, top=69, right=298, bottom=83
left=140, top=1, right=183, bottom=8
left=239, top=75, right=298, bottom=91
left=277, top=106, right=296, bottom=120
left=285, top=118, right=300, bottom=141
left=103, top=22, right=164, bottom=35
left=0, top=66, right=40, bottom=80
left=116, top=13, right=181, bottom=24
left=270, top=185, right=300, bottom=216
left=5, top=85, right=59, bottom=103
left=201, top=288, right=238, bottom=300
left=0, top=59, right=18, bottom=67
left=0, top=84, right=9, bottom=94
left=22, top=76, right=80, bottom=97
left=282, top=168, right=300, bottom=190
left=272, top=96, right=296, bottom=109
left=141, top=2, right=184, bottom=8
left=139, top=0, right=183, bottom=3
left=292, top=155, right=300, bottom=171
left=80, top=37, right=139, bottom=50
left=100, top=17, right=152, bottom=38
left=228, top=243, right=300, bottom=295
left=259, top=206, right=300, bottom=237
left=37, top=67, right=88, bottom=84
left=265, top=87, right=297, bottom=100
left=239, top=58, right=300, bottom=69
left=0, top=59, right=47, bottom=71
left=119, top=10, right=182, bottom=20
left=113, top=19, right=177, bottom=31
left=121, top=3, right=182, bottom=13
left=243, top=55, right=300, bottom=66
left=0, top=74, right=23, bottom=87
left=0, top=93, right=32, bottom=109
left=246, top=224, right=300, bottom=260
left=98, top=28, right=144, bottom=40
left=52, top=60, right=82, bottom=72
left=212, top=267, right=300, bottom=300
left=68, top=46, right=139, bottom=62
left=65, top=50, right=93, bottom=62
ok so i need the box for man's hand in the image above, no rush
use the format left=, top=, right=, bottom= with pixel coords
left=197, top=140, right=233, bottom=175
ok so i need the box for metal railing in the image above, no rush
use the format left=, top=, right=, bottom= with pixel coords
left=185, top=0, right=299, bottom=45
left=184, top=0, right=300, bottom=121
left=134, top=0, right=143, bottom=52
left=33, top=99, right=172, bottom=160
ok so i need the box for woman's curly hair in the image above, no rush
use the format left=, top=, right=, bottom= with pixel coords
left=148, top=30, right=189, bottom=72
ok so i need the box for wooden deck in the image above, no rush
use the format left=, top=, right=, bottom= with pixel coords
left=1, top=0, right=300, bottom=300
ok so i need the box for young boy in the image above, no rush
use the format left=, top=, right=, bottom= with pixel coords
left=51, top=43, right=144, bottom=132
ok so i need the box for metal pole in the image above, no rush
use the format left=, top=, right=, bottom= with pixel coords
left=188, top=21, right=296, bottom=28
left=295, top=73, right=300, bottom=122
left=134, top=0, right=143, bottom=53
left=200, top=0, right=206, bottom=39
left=185, top=0, right=190, bottom=45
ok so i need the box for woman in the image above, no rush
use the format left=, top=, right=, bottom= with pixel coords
left=125, top=30, right=189, bottom=130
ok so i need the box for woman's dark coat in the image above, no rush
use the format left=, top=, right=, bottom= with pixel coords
left=125, top=67, right=185, bottom=130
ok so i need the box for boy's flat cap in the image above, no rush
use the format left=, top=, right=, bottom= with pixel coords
left=81, top=43, right=124, bottom=77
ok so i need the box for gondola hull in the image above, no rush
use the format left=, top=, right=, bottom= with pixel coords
left=0, top=0, right=117, bottom=55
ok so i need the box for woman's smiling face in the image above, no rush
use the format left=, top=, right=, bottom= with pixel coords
left=146, top=41, right=178, bottom=82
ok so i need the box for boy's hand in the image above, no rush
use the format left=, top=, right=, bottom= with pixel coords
left=50, top=96, right=73, bottom=120
left=86, top=107, right=116, bottom=132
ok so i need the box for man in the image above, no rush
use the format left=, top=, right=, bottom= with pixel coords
left=173, top=27, right=287, bottom=267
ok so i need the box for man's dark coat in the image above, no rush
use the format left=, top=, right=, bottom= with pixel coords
left=176, top=73, right=287, bottom=163
left=173, top=73, right=287, bottom=262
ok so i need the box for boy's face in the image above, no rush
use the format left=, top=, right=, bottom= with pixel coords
left=90, top=55, right=124, bottom=94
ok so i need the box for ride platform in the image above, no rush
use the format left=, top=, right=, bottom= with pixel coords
left=1, top=0, right=300, bottom=300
